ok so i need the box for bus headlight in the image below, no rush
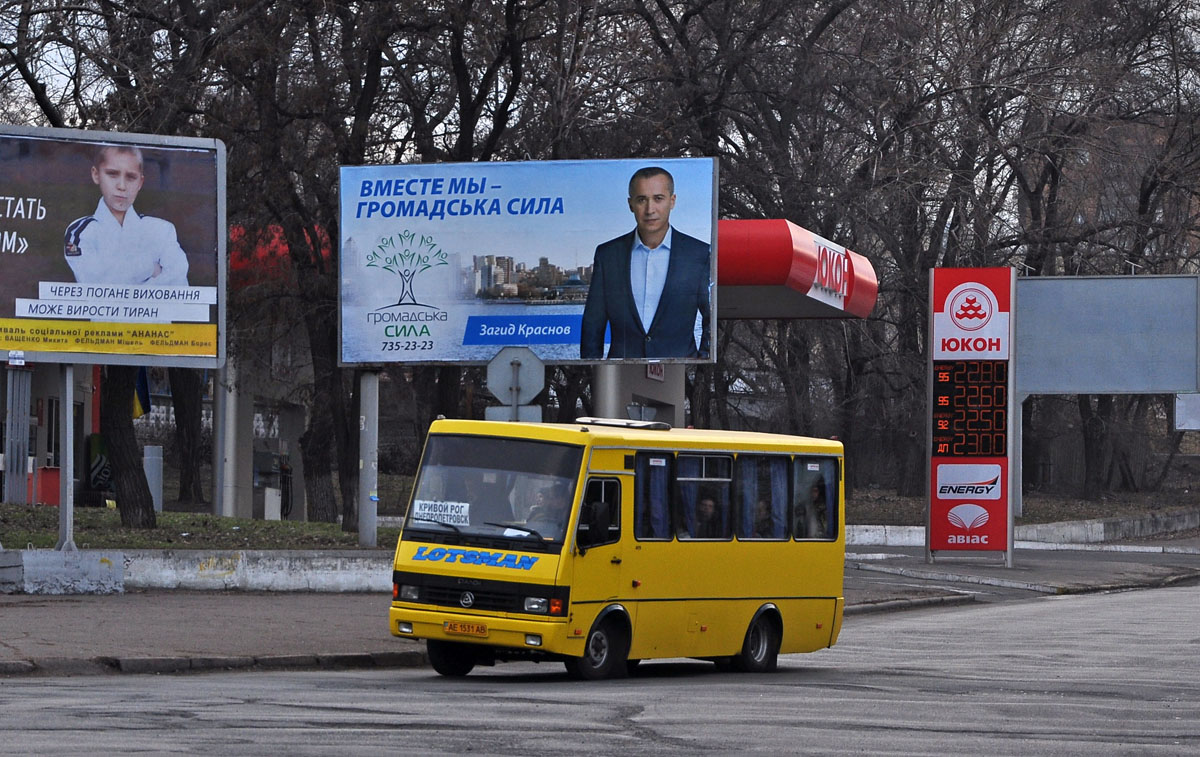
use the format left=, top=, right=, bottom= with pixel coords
left=398, top=584, right=420, bottom=601
left=524, top=597, right=567, bottom=615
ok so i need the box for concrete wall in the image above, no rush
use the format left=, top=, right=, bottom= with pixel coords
left=845, top=507, right=1200, bottom=547
left=123, top=549, right=391, bottom=592
left=1014, top=507, right=1200, bottom=544
left=0, top=550, right=123, bottom=594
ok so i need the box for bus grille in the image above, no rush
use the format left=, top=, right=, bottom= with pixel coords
left=423, top=586, right=520, bottom=613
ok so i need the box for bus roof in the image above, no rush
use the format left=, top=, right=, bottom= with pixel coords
left=426, top=418, right=844, bottom=455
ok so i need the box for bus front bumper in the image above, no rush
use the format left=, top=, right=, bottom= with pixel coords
left=389, top=603, right=577, bottom=653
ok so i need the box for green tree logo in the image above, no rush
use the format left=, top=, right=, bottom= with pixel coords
left=365, top=230, right=449, bottom=306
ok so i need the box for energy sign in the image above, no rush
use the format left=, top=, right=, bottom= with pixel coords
left=928, top=268, right=1014, bottom=564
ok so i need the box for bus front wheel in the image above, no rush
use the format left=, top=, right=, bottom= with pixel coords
left=733, top=614, right=780, bottom=673
left=427, top=640, right=477, bottom=677
left=565, top=618, right=628, bottom=680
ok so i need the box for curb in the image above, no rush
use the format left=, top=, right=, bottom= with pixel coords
left=1015, top=541, right=1200, bottom=555
left=843, top=594, right=976, bottom=616
left=849, top=560, right=1065, bottom=594
left=0, top=660, right=36, bottom=675
left=3, top=649, right=429, bottom=678
left=848, top=559, right=1200, bottom=595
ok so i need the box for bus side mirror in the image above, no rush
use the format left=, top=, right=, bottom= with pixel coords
left=577, top=502, right=594, bottom=551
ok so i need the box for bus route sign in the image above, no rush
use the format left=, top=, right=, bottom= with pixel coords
left=928, top=267, right=1015, bottom=562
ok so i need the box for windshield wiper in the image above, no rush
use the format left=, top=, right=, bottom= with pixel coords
left=412, top=518, right=462, bottom=535
left=484, top=521, right=545, bottom=540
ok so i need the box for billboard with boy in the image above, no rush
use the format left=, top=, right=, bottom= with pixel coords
left=339, top=157, right=717, bottom=365
left=0, top=125, right=225, bottom=368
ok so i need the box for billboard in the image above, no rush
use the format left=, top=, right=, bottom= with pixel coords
left=339, top=157, right=717, bottom=365
left=0, top=126, right=225, bottom=368
left=1015, top=275, right=1199, bottom=395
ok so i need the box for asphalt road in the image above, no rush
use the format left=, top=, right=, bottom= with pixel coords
left=3, top=585, right=1197, bottom=755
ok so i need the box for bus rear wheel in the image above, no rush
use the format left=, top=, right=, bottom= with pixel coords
left=565, top=618, right=628, bottom=680
left=733, top=614, right=780, bottom=673
left=427, top=640, right=477, bottom=677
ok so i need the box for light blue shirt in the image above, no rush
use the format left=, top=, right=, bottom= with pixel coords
left=630, top=228, right=672, bottom=329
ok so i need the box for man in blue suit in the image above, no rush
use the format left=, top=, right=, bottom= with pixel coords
left=580, top=166, right=712, bottom=359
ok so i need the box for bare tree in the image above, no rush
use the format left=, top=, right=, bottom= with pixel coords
left=8, top=0, right=1200, bottom=512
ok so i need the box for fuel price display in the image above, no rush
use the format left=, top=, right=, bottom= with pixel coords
left=931, top=360, right=1007, bottom=458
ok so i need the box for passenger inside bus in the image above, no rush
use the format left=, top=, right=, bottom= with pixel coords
left=796, top=479, right=827, bottom=538
left=754, top=499, right=774, bottom=537
left=693, top=494, right=724, bottom=538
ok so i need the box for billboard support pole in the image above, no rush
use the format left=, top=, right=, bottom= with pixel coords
left=507, top=358, right=521, bottom=420
left=216, top=362, right=238, bottom=518
left=3, top=366, right=32, bottom=505
left=1013, top=396, right=1025, bottom=520
left=592, top=363, right=623, bottom=419
left=55, top=363, right=76, bottom=551
left=358, top=371, right=379, bottom=548
left=212, top=366, right=225, bottom=517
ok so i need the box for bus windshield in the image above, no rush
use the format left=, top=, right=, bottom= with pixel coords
left=404, top=434, right=584, bottom=544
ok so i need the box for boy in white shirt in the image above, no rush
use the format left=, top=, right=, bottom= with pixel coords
left=64, top=145, right=189, bottom=287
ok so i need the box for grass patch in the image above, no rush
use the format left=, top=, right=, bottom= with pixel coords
left=0, top=503, right=400, bottom=551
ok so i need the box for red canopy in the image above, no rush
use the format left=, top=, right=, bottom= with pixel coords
left=717, top=219, right=877, bottom=320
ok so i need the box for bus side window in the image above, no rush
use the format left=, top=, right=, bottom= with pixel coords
left=635, top=453, right=672, bottom=540
left=736, top=455, right=788, bottom=540
left=580, top=478, right=620, bottom=548
left=794, top=457, right=839, bottom=540
left=677, top=454, right=732, bottom=540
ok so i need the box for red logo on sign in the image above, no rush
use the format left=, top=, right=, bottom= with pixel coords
left=815, top=245, right=849, bottom=297
left=949, top=288, right=992, bottom=331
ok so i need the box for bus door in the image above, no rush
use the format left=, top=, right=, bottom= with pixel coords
left=569, top=475, right=627, bottom=628
left=621, top=450, right=691, bottom=659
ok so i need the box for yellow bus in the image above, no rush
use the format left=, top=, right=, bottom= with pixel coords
left=389, top=417, right=845, bottom=679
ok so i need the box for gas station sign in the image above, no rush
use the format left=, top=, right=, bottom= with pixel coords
left=928, top=268, right=1015, bottom=564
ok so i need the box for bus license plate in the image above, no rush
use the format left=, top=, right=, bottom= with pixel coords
left=444, top=621, right=488, bottom=637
